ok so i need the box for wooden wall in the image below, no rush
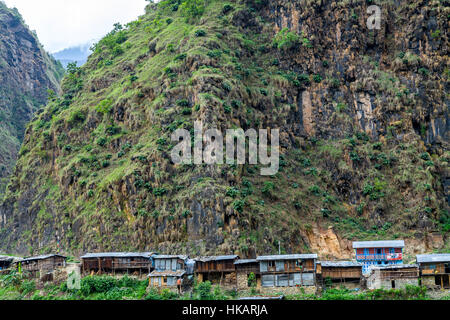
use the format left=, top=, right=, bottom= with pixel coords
left=321, top=267, right=362, bottom=279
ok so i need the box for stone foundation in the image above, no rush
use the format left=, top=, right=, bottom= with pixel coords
left=368, top=278, right=419, bottom=290
left=421, top=276, right=437, bottom=289
left=259, top=286, right=316, bottom=296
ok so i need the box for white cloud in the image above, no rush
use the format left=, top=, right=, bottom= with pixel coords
left=2, top=0, right=149, bottom=52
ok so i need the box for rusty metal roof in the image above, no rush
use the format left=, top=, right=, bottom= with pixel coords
left=257, top=254, right=318, bottom=261
left=149, top=270, right=186, bottom=277
left=353, top=240, right=405, bottom=249
left=80, top=252, right=155, bottom=259
left=195, top=255, right=239, bottom=262
left=319, top=261, right=363, bottom=268
left=20, top=254, right=66, bottom=263
left=234, top=259, right=258, bottom=265
left=416, top=254, right=450, bottom=264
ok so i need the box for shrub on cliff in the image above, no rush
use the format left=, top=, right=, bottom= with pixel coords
left=272, top=28, right=300, bottom=51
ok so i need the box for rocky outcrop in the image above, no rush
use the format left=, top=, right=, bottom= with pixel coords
left=0, top=2, right=64, bottom=194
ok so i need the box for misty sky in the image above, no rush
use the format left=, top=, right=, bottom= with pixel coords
left=2, top=0, right=149, bottom=53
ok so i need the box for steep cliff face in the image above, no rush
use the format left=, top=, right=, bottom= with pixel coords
left=0, top=2, right=64, bottom=194
left=0, top=0, right=448, bottom=257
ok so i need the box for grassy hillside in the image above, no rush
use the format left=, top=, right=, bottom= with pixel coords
left=0, top=0, right=448, bottom=257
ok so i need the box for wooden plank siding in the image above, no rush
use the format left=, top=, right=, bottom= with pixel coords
left=420, top=263, right=449, bottom=275
left=379, top=269, right=419, bottom=280
left=196, top=260, right=236, bottom=273
left=82, top=257, right=152, bottom=274
left=321, top=267, right=362, bottom=279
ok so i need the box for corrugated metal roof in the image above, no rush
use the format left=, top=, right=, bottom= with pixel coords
left=319, top=261, right=363, bottom=268
left=20, top=254, right=66, bottom=263
left=196, top=255, right=239, bottom=262
left=149, top=270, right=186, bottom=277
left=0, top=255, right=22, bottom=263
left=80, top=252, right=155, bottom=259
left=153, top=255, right=188, bottom=260
left=234, top=259, right=258, bottom=265
left=371, top=264, right=418, bottom=270
left=257, top=254, right=318, bottom=261
left=352, top=240, right=405, bottom=249
left=0, top=256, right=14, bottom=262
left=416, top=254, right=450, bottom=264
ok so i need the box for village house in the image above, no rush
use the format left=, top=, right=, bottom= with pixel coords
left=257, top=254, right=318, bottom=295
left=149, top=255, right=194, bottom=289
left=316, top=261, right=364, bottom=289
left=366, top=264, right=419, bottom=290
left=195, top=255, right=239, bottom=289
left=353, top=240, right=405, bottom=274
left=16, top=254, right=67, bottom=278
left=235, top=259, right=260, bottom=291
left=416, top=254, right=450, bottom=290
left=80, top=252, right=155, bottom=276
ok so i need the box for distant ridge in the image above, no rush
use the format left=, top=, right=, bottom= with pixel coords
left=52, top=43, right=92, bottom=68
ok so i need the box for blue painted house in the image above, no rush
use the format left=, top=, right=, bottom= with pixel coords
left=353, top=240, right=405, bottom=274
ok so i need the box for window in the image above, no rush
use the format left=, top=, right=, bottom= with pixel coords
left=277, top=275, right=289, bottom=287
left=275, top=261, right=285, bottom=272
left=262, top=275, right=275, bottom=287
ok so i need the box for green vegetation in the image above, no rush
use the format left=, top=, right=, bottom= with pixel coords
left=286, top=285, right=430, bottom=301
left=0, top=0, right=447, bottom=258
left=272, top=28, right=300, bottom=50
left=1, top=272, right=439, bottom=301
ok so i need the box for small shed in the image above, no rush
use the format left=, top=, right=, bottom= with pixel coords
left=195, top=255, right=239, bottom=287
left=416, top=254, right=450, bottom=289
left=80, top=252, right=155, bottom=276
left=17, top=254, right=67, bottom=277
left=366, top=264, right=419, bottom=290
left=316, top=261, right=363, bottom=289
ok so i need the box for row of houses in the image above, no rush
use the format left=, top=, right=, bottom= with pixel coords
left=2, top=240, right=449, bottom=294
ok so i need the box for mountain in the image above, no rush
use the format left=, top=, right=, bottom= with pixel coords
left=0, top=1, right=64, bottom=196
left=0, top=0, right=448, bottom=258
left=52, top=44, right=91, bottom=68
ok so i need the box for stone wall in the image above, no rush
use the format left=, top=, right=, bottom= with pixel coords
left=237, top=272, right=249, bottom=291
left=421, top=276, right=437, bottom=289
left=259, top=285, right=316, bottom=296
left=368, top=275, right=419, bottom=290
